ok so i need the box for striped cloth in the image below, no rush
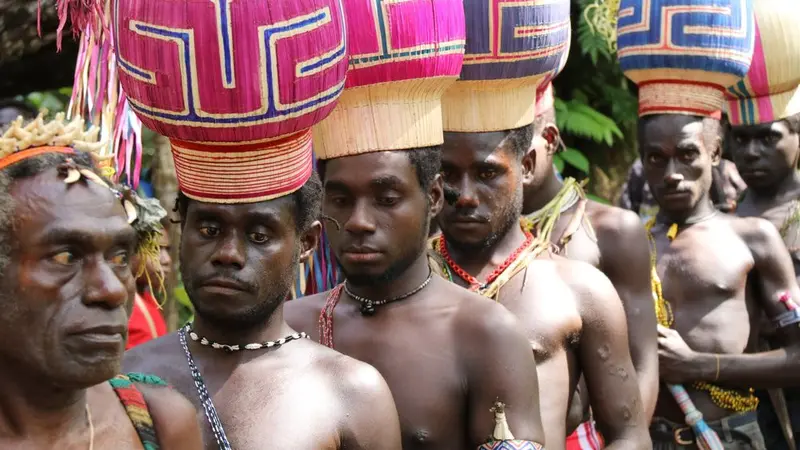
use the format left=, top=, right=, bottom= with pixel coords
left=566, top=421, right=605, bottom=450
left=108, top=373, right=168, bottom=450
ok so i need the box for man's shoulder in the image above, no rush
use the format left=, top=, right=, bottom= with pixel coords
left=586, top=200, right=645, bottom=239
left=284, top=292, right=329, bottom=331
left=123, top=332, right=182, bottom=374
left=550, top=257, right=618, bottom=310
left=726, top=214, right=787, bottom=257
left=300, top=339, right=393, bottom=401
left=133, top=379, right=203, bottom=449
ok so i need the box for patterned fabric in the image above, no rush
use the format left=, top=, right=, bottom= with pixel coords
left=109, top=373, right=167, bottom=450
left=478, top=440, right=544, bottom=450
left=726, top=0, right=800, bottom=126
left=566, top=421, right=605, bottom=450
left=442, top=0, right=571, bottom=132
left=113, top=0, right=350, bottom=203
left=616, top=0, right=756, bottom=117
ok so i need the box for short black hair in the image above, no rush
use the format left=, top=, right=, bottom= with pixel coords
left=785, top=112, right=800, bottom=135
left=637, top=115, right=722, bottom=154
left=174, top=170, right=323, bottom=233
left=317, top=146, right=442, bottom=192
left=504, top=124, right=534, bottom=160
left=0, top=151, right=98, bottom=276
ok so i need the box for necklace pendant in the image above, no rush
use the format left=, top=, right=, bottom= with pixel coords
left=360, top=301, right=376, bottom=316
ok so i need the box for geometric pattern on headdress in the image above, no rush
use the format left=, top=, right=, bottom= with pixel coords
left=616, top=0, right=755, bottom=118
left=113, top=0, right=349, bottom=203
left=442, top=0, right=572, bottom=132
left=312, top=0, right=466, bottom=160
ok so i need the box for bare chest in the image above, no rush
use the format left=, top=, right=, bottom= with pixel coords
left=331, top=313, right=467, bottom=450
left=158, top=357, right=342, bottom=450
left=653, top=227, right=754, bottom=352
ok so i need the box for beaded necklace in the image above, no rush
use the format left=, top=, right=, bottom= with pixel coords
left=186, top=322, right=308, bottom=352
left=344, top=271, right=433, bottom=316
left=645, top=216, right=759, bottom=413
left=178, top=327, right=232, bottom=450
left=319, top=272, right=433, bottom=347
left=435, top=229, right=535, bottom=293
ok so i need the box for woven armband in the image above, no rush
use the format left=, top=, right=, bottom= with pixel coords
left=478, top=440, right=544, bottom=449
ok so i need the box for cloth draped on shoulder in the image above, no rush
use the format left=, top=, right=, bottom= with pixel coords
left=109, top=373, right=168, bottom=450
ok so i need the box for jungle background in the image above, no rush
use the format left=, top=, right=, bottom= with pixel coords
left=0, top=0, right=639, bottom=330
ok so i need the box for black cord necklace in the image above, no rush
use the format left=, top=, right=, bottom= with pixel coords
left=344, top=271, right=433, bottom=316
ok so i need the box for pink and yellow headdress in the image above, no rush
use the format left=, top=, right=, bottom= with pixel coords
left=726, top=0, right=800, bottom=126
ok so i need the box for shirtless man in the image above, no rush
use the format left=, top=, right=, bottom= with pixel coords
left=638, top=113, right=800, bottom=448
left=285, top=148, right=546, bottom=449
left=0, top=116, right=202, bottom=449
left=435, top=125, right=650, bottom=449
left=124, top=173, right=402, bottom=449
left=732, top=114, right=800, bottom=276
left=730, top=112, right=800, bottom=448
left=523, top=84, right=659, bottom=430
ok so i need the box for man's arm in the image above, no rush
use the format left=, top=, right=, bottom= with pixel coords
left=141, top=384, right=205, bottom=449
left=686, top=219, right=800, bottom=387
left=458, top=299, right=546, bottom=447
left=569, top=263, right=651, bottom=449
left=595, top=207, right=659, bottom=420
left=339, top=361, right=402, bottom=450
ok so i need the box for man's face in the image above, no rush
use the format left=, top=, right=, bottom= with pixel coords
left=180, top=198, right=301, bottom=329
left=323, top=151, right=440, bottom=287
left=439, top=131, right=524, bottom=251
left=134, top=230, right=171, bottom=293
left=640, top=115, right=719, bottom=216
left=0, top=168, right=136, bottom=388
left=730, top=120, right=800, bottom=191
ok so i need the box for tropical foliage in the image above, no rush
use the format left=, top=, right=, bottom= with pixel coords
left=551, top=0, right=639, bottom=203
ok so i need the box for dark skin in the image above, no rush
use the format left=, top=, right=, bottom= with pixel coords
left=438, top=133, right=650, bottom=449
left=732, top=119, right=800, bottom=282
left=0, top=168, right=202, bottom=449
left=124, top=195, right=401, bottom=450
left=638, top=114, right=800, bottom=423
left=522, top=114, right=659, bottom=425
left=285, top=151, right=545, bottom=450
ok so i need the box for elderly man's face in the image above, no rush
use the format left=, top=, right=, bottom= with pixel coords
left=0, top=167, right=136, bottom=388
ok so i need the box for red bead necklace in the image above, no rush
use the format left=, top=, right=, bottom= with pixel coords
left=436, top=229, right=535, bottom=292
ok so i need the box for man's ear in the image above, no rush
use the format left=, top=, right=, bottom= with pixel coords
left=299, top=220, right=322, bottom=263
left=429, top=174, right=445, bottom=217
left=542, top=124, right=561, bottom=156
left=522, top=147, right=536, bottom=186
left=711, top=136, right=722, bottom=166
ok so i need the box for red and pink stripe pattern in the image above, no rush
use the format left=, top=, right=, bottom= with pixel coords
left=171, top=131, right=313, bottom=203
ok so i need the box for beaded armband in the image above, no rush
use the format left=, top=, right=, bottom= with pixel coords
left=774, top=292, right=800, bottom=328
left=478, top=402, right=545, bottom=450
left=478, top=440, right=544, bottom=449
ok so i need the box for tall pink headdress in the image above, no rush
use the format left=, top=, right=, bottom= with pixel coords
left=113, top=0, right=349, bottom=203
left=312, top=0, right=466, bottom=159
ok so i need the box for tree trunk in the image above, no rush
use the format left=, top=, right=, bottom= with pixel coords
left=0, top=0, right=78, bottom=98
left=151, top=134, right=182, bottom=331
